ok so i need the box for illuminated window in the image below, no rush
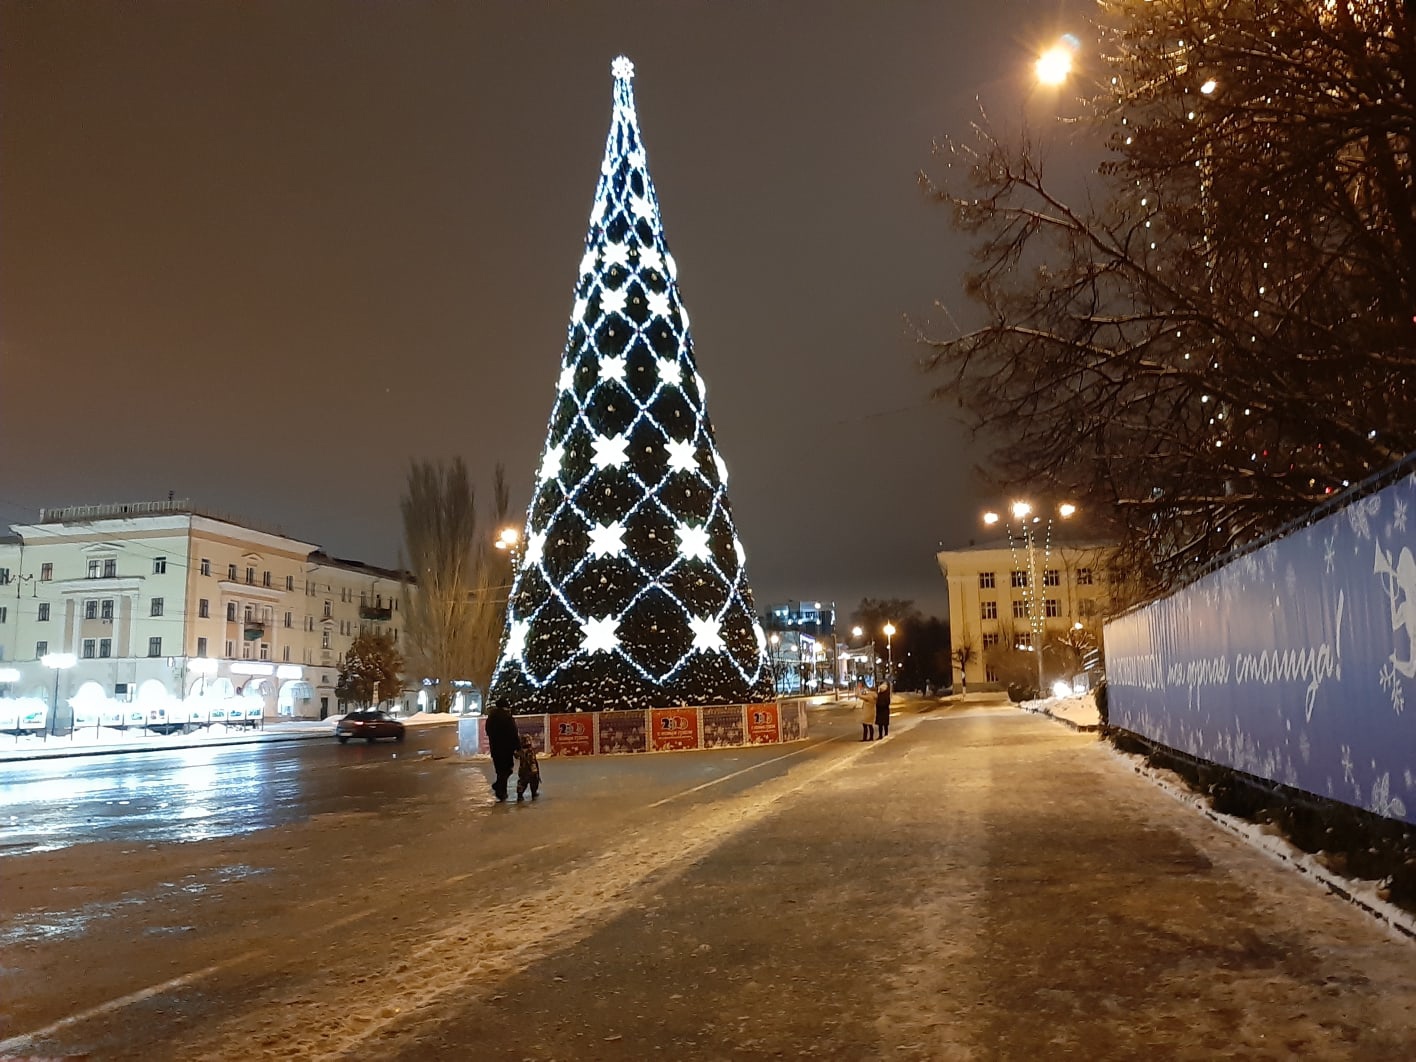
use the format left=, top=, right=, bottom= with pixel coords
left=1044, top=569, right=1060, bottom=587
left=147, top=637, right=162, bottom=657
left=151, top=597, right=164, bottom=617
left=82, top=639, right=96, bottom=658
left=1045, top=599, right=1060, bottom=618
left=1011, top=570, right=1028, bottom=588
left=978, top=572, right=995, bottom=589
left=1015, top=632, right=1032, bottom=648
left=1012, top=600, right=1028, bottom=619
left=981, top=601, right=997, bottom=620
left=153, top=557, right=167, bottom=574
left=1077, top=568, right=1094, bottom=585
left=37, top=603, right=50, bottom=622
left=40, top=563, right=53, bottom=581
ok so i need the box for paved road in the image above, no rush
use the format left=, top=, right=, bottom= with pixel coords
left=0, top=725, right=460, bottom=855
left=3, top=699, right=1415, bottom=1059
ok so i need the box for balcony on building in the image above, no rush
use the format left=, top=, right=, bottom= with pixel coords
left=359, top=604, right=393, bottom=622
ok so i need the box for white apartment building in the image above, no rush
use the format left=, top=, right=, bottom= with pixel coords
left=937, top=538, right=1119, bottom=691
left=0, top=500, right=410, bottom=723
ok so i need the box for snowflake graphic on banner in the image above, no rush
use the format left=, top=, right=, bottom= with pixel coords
left=488, top=56, right=773, bottom=713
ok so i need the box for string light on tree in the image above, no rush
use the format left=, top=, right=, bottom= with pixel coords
left=488, top=56, right=774, bottom=713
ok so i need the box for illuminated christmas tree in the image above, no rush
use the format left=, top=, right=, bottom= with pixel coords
left=488, top=56, right=774, bottom=713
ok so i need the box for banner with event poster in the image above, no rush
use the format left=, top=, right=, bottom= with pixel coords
left=744, top=702, right=780, bottom=744
left=596, top=710, right=648, bottom=754
left=549, top=713, right=594, bottom=756
left=1105, top=470, right=1416, bottom=826
left=779, top=701, right=805, bottom=743
left=700, top=704, right=745, bottom=747
left=649, top=707, right=699, bottom=752
left=514, top=715, right=548, bottom=754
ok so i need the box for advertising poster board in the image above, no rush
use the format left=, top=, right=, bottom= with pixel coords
left=700, top=704, right=745, bottom=747
left=779, top=702, right=804, bottom=742
left=745, top=702, right=780, bottom=744
left=514, top=715, right=547, bottom=754
left=649, top=707, right=699, bottom=752
left=549, top=713, right=594, bottom=756
left=597, top=710, right=648, bottom=754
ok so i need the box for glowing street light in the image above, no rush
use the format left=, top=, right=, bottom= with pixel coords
left=883, top=622, right=897, bottom=687
left=1035, top=42, right=1074, bottom=86
left=495, top=527, right=523, bottom=570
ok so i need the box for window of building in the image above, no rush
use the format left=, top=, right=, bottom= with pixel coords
left=1015, top=632, right=1033, bottom=649
left=114, top=682, right=131, bottom=702
left=225, top=640, right=234, bottom=657
left=980, top=601, right=997, bottom=620
left=242, top=641, right=251, bottom=660
left=37, top=603, right=50, bottom=622
left=82, top=639, right=96, bottom=659
left=0, top=606, right=7, bottom=623
left=285, top=575, right=294, bottom=591
left=103, top=559, right=117, bottom=578
left=392, top=628, right=398, bottom=642
left=985, top=665, right=999, bottom=683
left=88, top=559, right=101, bottom=578
left=35, top=640, right=48, bottom=657
left=228, top=563, right=238, bottom=580
left=284, top=611, right=292, bottom=628
left=282, top=645, right=290, bottom=662
left=982, top=632, right=999, bottom=649
left=1045, top=598, right=1060, bottom=618
left=359, top=590, right=367, bottom=607
left=1044, top=569, right=1060, bottom=587
left=151, top=597, right=164, bottom=617
left=101, top=599, right=114, bottom=620
left=99, top=638, right=111, bottom=658
left=153, top=557, right=167, bottom=574
left=40, top=563, right=53, bottom=581
left=321, top=630, right=331, bottom=650
left=1077, top=568, right=1094, bottom=585
left=1079, top=599, right=1098, bottom=618
left=197, top=636, right=208, bottom=657
left=227, top=602, right=237, bottom=622
left=262, top=571, right=271, bottom=588
left=259, top=643, right=270, bottom=661
left=1012, top=600, right=1028, bottom=619
left=1010, top=570, right=1028, bottom=588
left=305, top=616, right=314, bottom=632
left=148, top=637, right=162, bottom=657
left=84, top=600, right=98, bottom=620
left=0, top=567, right=9, bottom=585
left=245, top=566, right=255, bottom=585
left=200, top=558, right=211, bottom=577
left=244, top=606, right=253, bottom=623
left=323, top=601, right=332, bottom=619
left=199, top=599, right=210, bottom=619
left=978, top=571, right=995, bottom=589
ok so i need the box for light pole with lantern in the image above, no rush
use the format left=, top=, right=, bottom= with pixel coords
left=882, top=623, right=896, bottom=688
left=495, top=527, right=523, bottom=572
left=982, top=500, right=1077, bottom=697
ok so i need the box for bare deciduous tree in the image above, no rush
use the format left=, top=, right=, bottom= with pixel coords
left=400, top=459, right=511, bottom=711
left=922, top=0, right=1416, bottom=596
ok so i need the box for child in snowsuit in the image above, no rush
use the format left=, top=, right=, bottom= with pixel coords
left=515, top=734, right=541, bottom=801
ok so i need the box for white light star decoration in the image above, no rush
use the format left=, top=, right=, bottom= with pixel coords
left=676, top=523, right=711, bottom=562
left=588, top=521, right=627, bottom=559
left=581, top=616, right=620, bottom=654
left=592, top=432, right=629, bottom=469
left=689, top=616, right=726, bottom=653
left=488, top=56, right=774, bottom=714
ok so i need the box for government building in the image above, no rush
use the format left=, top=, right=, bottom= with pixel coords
left=0, top=500, right=408, bottom=723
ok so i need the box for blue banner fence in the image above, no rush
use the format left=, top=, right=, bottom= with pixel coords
left=1104, top=458, right=1416, bottom=826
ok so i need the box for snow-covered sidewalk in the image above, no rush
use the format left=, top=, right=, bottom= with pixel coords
left=1019, top=690, right=1102, bottom=730
left=0, top=712, right=458, bottom=764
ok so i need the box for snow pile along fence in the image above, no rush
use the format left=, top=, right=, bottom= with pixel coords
left=473, top=701, right=804, bottom=756
left=1104, top=461, right=1416, bottom=827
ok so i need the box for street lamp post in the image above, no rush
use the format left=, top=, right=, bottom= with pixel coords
left=882, top=623, right=896, bottom=688
left=983, top=500, right=1077, bottom=697
left=851, top=626, right=876, bottom=687
left=495, top=527, right=523, bottom=572
left=768, top=633, right=781, bottom=696
left=41, top=652, right=77, bottom=738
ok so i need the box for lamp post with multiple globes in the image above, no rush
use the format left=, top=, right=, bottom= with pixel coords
left=982, top=500, right=1077, bottom=697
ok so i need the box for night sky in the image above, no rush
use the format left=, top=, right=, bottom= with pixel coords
left=1, top=1, right=1090, bottom=620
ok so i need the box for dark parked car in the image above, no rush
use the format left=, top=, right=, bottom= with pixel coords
left=335, top=710, right=406, bottom=743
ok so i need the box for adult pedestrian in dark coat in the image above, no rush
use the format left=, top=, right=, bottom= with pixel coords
left=874, top=683, right=892, bottom=739
left=484, top=700, right=520, bottom=802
